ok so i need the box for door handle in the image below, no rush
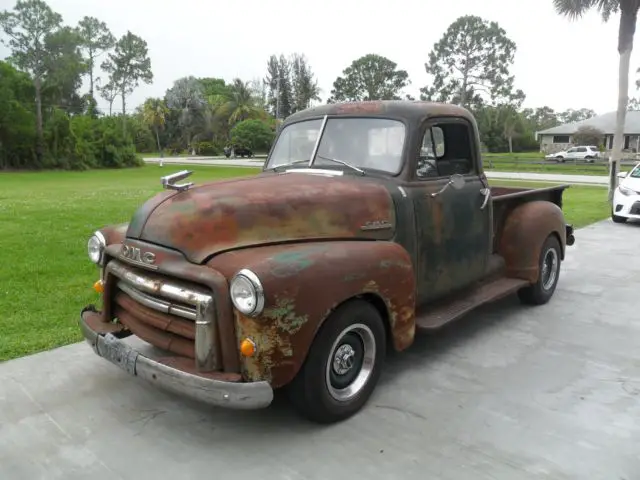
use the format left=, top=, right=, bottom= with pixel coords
left=480, top=188, right=490, bottom=210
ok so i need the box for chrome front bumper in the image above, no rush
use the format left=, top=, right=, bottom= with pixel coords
left=79, top=307, right=274, bottom=410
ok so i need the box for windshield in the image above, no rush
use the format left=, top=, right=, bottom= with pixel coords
left=265, top=117, right=406, bottom=174
left=630, top=164, right=640, bottom=178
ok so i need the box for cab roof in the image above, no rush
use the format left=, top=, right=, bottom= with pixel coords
left=282, top=100, right=475, bottom=126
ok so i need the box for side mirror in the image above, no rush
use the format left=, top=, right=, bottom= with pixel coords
left=617, top=172, right=627, bottom=179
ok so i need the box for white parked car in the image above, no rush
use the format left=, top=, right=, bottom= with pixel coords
left=545, top=145, right=601, bottom=163
left=612, top=163, right=640, bottom=223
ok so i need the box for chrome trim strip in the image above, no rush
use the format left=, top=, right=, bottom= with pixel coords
left=117, top=281, right=197, bottom=320
left=106, top=259, right=217, bottom=372
left=107, top=260, right=211, bottom=306
left=283, top=168, right=344, bottom=176
left=195, top=299, right=216, bottom=371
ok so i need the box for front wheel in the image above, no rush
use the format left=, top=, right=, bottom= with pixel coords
left=287, top=299, right=386, bottom=424
left=518, top=234, right=562, bottom=305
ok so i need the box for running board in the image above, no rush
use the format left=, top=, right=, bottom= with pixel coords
left=415, top=277, right=530, bottom=331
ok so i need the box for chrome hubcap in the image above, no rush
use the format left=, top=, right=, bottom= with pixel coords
left=333, top=344, right=356, bottom=375
left=325, top=323, right=376, bottom=402
left=541, top=247, right=559, bottom=291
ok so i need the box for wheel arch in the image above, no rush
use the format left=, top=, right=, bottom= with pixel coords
left=497, top=200, right=567, bottom=283
left=207, top=240, right=416, bottom=389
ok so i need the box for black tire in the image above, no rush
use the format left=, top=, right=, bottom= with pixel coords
left=287, top=299, right=386, bottom=424
left=556, top=156, right=565, bottom=163
left=585, top=156, right=594, bottom=163
left=611, top=207, right=627, bottom=223
left=518, top=234, right=562, bottom=305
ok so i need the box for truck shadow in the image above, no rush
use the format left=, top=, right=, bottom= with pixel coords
left=148, top=293, right=530, bottom=434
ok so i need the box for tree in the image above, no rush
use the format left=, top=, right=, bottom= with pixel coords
left=231, top=119, right=275, bottom=152
left=77, top=16, right=115, bottom=102
left=557, top=107, right=597, bottom=123
left=217, top=78, right=266, bottom=125
left=573, top=125, right=605, bottom=146
left=41, top=26, right=87, bottom=114
left=328, top=54, right=410, bottom=102
left=165, top=76, right=206, bottom=151
left=142, top=97, right=169, bottom=160
left=101, top=31, right=153, bottom=133
left=97, top=80, right=118, bottom=115
left=421, top=15, right=519, bottom=109
left=0, top=0, right=63, bottom=164
left=290, top=53, right=321, bottom=112
left=554, top=0, right=640, bottom=200
left=522, top=106, right=561, bottom=131
left=264, top=54, right=293, bottom=119
left=0, top=60, right=36, bottom=169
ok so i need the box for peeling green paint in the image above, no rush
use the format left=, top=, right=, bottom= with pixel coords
left=263, top=297, right=308, bottom=334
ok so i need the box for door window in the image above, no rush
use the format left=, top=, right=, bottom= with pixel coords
left=417, top=122, right=475, bottom=179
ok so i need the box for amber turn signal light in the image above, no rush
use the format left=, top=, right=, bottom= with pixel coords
left=240, top=338, right=256, bottom=357
left=93, top=280, right=104, bottom=293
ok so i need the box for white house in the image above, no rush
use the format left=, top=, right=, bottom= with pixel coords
left=536, top=110, right=640, bottom=156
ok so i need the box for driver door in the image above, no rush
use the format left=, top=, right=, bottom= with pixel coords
left=408, top=118, right=492, bottom=307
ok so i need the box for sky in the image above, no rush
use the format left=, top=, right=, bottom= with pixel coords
left=0, top=0, right=636, bottom=117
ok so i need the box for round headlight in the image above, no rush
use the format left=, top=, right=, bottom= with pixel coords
left=87, top=231, right=106, bottom=265
left=230, top=269, right=264, bottom=316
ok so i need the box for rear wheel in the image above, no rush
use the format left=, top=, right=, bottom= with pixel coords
left=287, top=299, right=386, bottom=424
left=518, top=234, right=562, bottom=305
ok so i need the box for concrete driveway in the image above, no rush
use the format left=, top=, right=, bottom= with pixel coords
left=2, top=219, right=640, bottom=480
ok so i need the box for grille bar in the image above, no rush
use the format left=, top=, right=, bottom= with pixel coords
left=117, top=280, right=197, bottom=320
left=106, top=259, right=218, bottom=372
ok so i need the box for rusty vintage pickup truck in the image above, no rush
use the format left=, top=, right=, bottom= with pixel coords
left=79, top=100, right=575, bottom=424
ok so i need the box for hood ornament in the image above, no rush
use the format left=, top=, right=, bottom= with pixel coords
left=161, top=170, right=194, bottom=192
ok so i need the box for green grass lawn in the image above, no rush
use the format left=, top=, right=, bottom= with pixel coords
left=0, top=166, right=612, bottom=362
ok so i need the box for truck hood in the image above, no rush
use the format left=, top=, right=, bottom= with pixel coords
left=126, top=171, right=397, bottom=264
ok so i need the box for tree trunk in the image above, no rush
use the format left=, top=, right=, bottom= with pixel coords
left=508, top=136, right=513, bottom=154
left=155, top=127, right=163, bottom=158
left=34, top=76, right=44, bottom=166
left=610, top=8, right=638, bottom=202
left=121, top=87, right=127, bottom=136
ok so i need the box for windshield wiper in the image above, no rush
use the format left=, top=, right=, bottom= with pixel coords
left=315, top=155, right=365, bottom=175
left=266, top=160, right=309, bottom=171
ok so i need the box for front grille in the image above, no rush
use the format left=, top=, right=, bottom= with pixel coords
left=105, top=259, right=218, bottom=371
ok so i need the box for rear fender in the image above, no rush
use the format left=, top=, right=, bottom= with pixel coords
left=497, top=200, right=567, bottom=283
left=207, top=241, right=416, bottom=388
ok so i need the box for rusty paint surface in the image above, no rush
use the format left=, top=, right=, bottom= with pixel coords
left=134, top=173, right=396, bottom=264
left=498, top=200, right=567, bottom=283
left=100, top=222, right=129, bottom=245
left=409, top=176, right=491, bottom=306
left=207, top=240, right=416, bottom=388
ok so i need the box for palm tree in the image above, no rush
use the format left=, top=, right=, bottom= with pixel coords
left=553, top=0, right=640, bottom=201
left=217, top=78, right=266, bottom=126
left=142, top=97, right=169, bottom=163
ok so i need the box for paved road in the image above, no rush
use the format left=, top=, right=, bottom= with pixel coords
left=142, top=157, right=610, bottom=186
left=2, top=219, right=640, bottom=479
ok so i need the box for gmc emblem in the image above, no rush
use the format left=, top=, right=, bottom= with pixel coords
left=120, top=244, right=157, bottom=268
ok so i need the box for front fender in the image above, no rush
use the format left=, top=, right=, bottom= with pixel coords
left=498, top=200, right=567, bottom=283
left=97, top=222, right=129, bottom=246
left=207, top=241, right=416, bottom=388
